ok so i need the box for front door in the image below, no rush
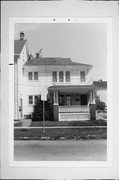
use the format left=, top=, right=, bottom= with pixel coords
left=80, top=95, right=87, bottom=105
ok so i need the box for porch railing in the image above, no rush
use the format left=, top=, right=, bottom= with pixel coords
left=59, top=105, right=89, bottom=113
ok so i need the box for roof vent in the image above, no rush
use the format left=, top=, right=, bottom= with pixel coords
left=20, top=31, right=25, bottom=40
left=36, top=53, right=39, bottom=58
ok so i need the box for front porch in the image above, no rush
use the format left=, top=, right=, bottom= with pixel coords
left=48, top=85, right=96, bottom=121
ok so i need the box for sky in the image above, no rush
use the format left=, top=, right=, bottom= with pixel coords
left=15, top=23, right=107, bottom=81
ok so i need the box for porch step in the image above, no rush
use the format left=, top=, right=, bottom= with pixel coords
left=59, top=112, right=90, bottom=121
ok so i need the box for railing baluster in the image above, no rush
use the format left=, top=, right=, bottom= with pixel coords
left=59, top=105, right=89, bottom=113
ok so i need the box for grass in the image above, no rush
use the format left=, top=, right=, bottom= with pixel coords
left=14, top=119, right=107, bottom=127
left=14, top=127, right=107, bottom=140
left=30, top=120, right=107, bottom=127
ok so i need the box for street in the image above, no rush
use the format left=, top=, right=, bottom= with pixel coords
left=14, top=140, right=107, bottom=161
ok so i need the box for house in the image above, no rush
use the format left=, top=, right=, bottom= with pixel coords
left=14, top=32, right=29, bottom=120
left=14, top=32, right=107, bottom=121
left=22, top=52, right=96, bottom=121
left=93, top=80, right=107, bottom=105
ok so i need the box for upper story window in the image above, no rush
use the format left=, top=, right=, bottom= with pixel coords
left=59, top=71, right=64, bottom=82
left=34, top=72, right=38, bottom=80
left=28, top=72, right=32, bottom=80
left=52, top=71, right=57, bottom=82
left=80, top=71, right=85, bottom=82
left=66, top=71, right=70, bottom=82
left=28, top=72, right=38, bottom=80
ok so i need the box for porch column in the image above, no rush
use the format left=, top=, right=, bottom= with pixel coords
left=53, top=91, right=59, bottom=121
left=89, top=90, right=96, bottom=121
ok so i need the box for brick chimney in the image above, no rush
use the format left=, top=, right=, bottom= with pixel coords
left=36, top=52, right=39, bottom=58
left=20, top=31, right=25, bottom=40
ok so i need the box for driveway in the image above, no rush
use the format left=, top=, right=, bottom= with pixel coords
left=14, top=140, right=107, bottom=161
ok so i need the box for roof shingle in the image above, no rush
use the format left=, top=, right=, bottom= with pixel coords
left=14, top=40, right=26, bottom=54
left=93, top=81, right=107, bottom=89
left=23, top=57, right=92, bottom=67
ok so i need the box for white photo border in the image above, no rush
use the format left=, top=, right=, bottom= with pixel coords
left=9, top=17, right=112, bottom=168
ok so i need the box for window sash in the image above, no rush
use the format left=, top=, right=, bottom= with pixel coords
left=29, top=96, right=33, bottom=104
left=52, top=71, right=57, bottom=82
left=59, top=71, right=64, bottom=82
left=34, top=96, right=38, bottom=104
left=80, top=71, right=85, bottom=82
left=34, top=72, right=38, bottom=80
left=66, top=71, right=70, bottom=82
left=28, top=72, right=32, bottom=80
left=59, top=95, right=65, bottom=105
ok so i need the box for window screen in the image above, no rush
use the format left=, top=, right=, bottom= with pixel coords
left=29, top=96, right=33, bottom=104
left=34, top=72, right=38, bottom=80
left=66, top=71, right=70, bottom=82
left=59, top=71, right=64, bottom=82
left=28, top=72, right=32, bottom=80
left=52, top=71, right=57, bottom=82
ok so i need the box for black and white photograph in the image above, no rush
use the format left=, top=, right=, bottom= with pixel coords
left=1, top=1, right=119, bottom=179
left=13, top=19, right=109, bottom=162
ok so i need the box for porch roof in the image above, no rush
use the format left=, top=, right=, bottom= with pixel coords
left=48, top=85, right=94, bottom=93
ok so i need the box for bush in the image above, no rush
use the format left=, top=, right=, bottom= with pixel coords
left=32, top=96, right=54, bottom=121
left=96, top=100, right=106, bottom=110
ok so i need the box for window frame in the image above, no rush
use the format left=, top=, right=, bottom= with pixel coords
left=28, top=95, right=33, bottom=105
left=59, top=71, right=64, bottom=82
left=80, top=71, right=86, bottom=82
left=28, top=71, right=39, bottom=81
left=28, top=72, right=33, bottom=80
left=65, top=71, right=70, bottom=82
left=34, top=72, right=38, bottom=80
left=52, top=71, right=57, bottom=82
left=28, top=95, right=39, bottom=105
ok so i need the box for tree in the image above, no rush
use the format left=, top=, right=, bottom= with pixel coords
left=96, top=100, right=106, bottom=111
left=32, top=96, right=54, bottom=121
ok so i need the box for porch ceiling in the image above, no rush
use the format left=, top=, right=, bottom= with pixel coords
left=48, top=85, right=94, bottom=93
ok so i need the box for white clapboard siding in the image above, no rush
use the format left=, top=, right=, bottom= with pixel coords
left=14, top=44, right=28, bottom=120
left=14, top=62, right=19, bottom=120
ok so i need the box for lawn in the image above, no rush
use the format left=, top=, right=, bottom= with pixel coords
left=14, top=126, right=107, bottom=140
left=14, top=119, right=107, bottom=127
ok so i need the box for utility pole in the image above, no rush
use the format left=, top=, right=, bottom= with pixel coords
left=43, top=100, right=45, bottom=133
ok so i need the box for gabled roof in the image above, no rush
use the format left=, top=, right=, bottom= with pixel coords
left=14, top=40, right=27, bottom=55
left=93, top=81, right=107, bottom=89
left=24, top=57, right=92, bottom=67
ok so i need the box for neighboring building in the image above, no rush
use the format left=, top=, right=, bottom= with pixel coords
left=14, top=32, right=29, bottom=120
left=93, top=81, right=107, bottom=105
left=14, top=33, right=107, bottom=121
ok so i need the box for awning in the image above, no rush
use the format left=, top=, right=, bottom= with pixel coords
left=48, top=85, right=94, bottom=93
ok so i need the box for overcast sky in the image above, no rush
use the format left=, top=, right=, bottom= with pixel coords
left=15, top=23, right=107, bottom=80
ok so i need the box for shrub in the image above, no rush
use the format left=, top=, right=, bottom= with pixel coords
left=96, top=100, right=106, bottom=110
left=32, top=96, right=54, bottom=121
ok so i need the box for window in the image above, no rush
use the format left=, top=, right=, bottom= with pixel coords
left=28, top=72, right=32, bottom=80
left=29, top=95, right=39, bottom=105
left=29, top=96, right=33, bottom=104
left=66, top=71, right=70, bottom=82
left=34, top=72, right=38, bottom=80
left=59, top=95, right=65, bottom=105
left=80, top=71, right=85, bottom=82
left=28, top=72, right=38, bottom=80
left=52, top=71, right=57, bottom=82
left=66, top=95, right=71, bottom=105
left=59, top=71, right=64, bottom=82
left=34, top=96, right=39, bottom=104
